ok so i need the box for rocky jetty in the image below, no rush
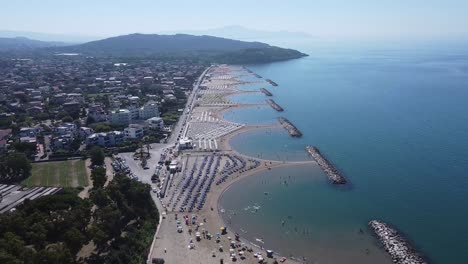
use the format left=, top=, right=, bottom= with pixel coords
left=253, top=73, right=262, bottom=78
left=278, top=117, right=302, bottom=137
left=266, top=99, right=284, bottom=111
left=369, top=220, right=429, bottom=264
left=305, top=146, right=347, bottom=184
left=266, top=79, right=278, bottom=86
left=260, top=88, right=273, bottom=96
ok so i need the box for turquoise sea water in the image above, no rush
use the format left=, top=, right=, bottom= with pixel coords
left=220, top=42, right=468, bottom=264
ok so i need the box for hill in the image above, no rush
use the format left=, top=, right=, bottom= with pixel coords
left=0, top=37, right=67, bottom=51
left=51, top=33, right=308, bottom=63
left=0, top=30, right=98, bottom=43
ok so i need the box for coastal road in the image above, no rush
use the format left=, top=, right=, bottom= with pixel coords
left=144, top=66, right=213, bottom=263
left=167, top=66, right=212, bottom=146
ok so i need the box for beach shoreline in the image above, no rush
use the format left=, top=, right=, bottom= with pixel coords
left=148, top=65, right=315, bottom=263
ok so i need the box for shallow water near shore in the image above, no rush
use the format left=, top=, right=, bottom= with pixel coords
left=221, top=42, right=468, bottom=264
left=220, top=164, right=393, bottom=264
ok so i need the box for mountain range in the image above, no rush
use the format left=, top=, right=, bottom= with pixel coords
left=0, top=37, right=68, bottom=51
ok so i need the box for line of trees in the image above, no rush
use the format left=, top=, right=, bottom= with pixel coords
left=0, top=173, right=159, bottom=264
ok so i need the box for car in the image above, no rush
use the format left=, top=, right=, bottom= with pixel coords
left=152, top=188, right=158, bottom=193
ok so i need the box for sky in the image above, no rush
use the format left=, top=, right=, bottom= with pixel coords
left=2, top=0, right=468, bottom=40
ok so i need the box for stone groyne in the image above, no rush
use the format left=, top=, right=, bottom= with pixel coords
left=266, top=79, right=278, bottom=86
left=266, top=99, right=284, bottom=112
left=369, top=220, right=429, bottom=264
left=253, top=73, right=262, bottom=78
left=260, top=88, right=273, bottom=96
left=278, top=117, right=302, bottom=137
left=305, top=146, right=347, bottom=184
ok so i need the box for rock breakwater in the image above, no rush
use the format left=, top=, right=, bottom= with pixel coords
left=369, top=220, right=429, bottom=264
left=266, top=99, right=284, bottom=111
left=278, top=117, right=302, bottom=137
left=266, top=79, right=278, bottom=86
left=305, top=146, right=347, bottom=184
left=260, top=88, right=273, bottom=96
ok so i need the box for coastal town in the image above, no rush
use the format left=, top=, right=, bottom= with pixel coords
left=0, top=53, right=429, bottom=263
left=0, top=52, right=312, bottom=263
left=2, top=1, right=465, bottom=263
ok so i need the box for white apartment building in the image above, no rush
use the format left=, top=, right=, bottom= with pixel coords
left=124, top=124, right=144, bottom=139
left=139, top=101, right=160, bottom=120
left=110, top=109, right=132, bottom=124
left=128, top=105, right=140, bottom=120
left=146, top=117, right=164, bottom=130
left=86, top=131, right=124, bottom=147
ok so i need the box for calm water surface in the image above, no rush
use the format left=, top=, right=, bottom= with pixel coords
left=220, top=43, right=468, bottom=264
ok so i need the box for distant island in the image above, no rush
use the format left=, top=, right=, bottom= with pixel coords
left=0, top=33, right=307, bottom=64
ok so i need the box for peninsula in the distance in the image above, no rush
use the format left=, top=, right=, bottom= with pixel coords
left=49, top=33, right=307, bottom=63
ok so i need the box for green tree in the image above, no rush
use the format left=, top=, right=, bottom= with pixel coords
left=0, top=153, right=32, bottom=183
left=91, top=167, right=107, bottom=189
left=90, top=146, right=105, bottom=166
left=63, top=227, right=87, bottom=254
left=36, top=244, right=74, bottom=264
left=11, top=142, right=37, bottom=157
left=70, top=138, right=82, bottom=152
left=61, top=116, right=73, bottom=123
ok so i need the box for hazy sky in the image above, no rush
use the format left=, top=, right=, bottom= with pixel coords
left=2, top=0, right=468, bottom=39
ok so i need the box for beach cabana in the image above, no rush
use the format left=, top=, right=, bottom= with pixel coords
left=266, top=250, right=274, bottom=258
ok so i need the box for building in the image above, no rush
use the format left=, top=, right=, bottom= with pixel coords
left=128, top=105, right=140, bottom=120
left=79, top=127, right=94, bottom=139
left=86, top=131, right=124, bottom=147
left=19, top=127, right=41, bottom=138
left=63, top=101, right=81, bottom=113
left=54, top=123, right=77, bottom=136
left=128, top=96, right=140, bottom=105
left=110, top=109, right=132, bottom=124
left=88, top=104, right=107, bottom=122
left=164, top=94, right=177, bottom=101
left=124, top=124, right=144, bottom=139
left=139, top=101, right=160, bottom=120
left=51, top=134, right=73, bottom=151
left=178, top=138, right=193, bottom=150
left=169, top=160, right=181, bottom=172
left=52, top=93, right=67, bottom=104
left=67, top=93, right=85, bottom=104
left=146, top=117, right=164, bottom=130
left=20, top=136, right=37, bottom=144
left=0, top=129, right=12, bottom=152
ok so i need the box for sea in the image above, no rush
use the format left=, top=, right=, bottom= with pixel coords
left=219, top=39, right=468, bottom=264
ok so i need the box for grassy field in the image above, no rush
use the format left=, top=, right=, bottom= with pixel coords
left=23, top=160, right=89, bottom=187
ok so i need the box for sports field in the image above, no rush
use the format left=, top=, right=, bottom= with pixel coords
left=23, top=159, right=89, bottom=187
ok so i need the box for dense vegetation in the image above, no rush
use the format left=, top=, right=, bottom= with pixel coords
left=0, top=152, right=32, bottom=184
left=0, top=173, right=159, bottom=264
left=48, top=33, right=307, bottom=63
left=214, top=46, right=308, bottom=64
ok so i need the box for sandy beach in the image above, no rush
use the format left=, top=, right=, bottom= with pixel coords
left=147, top=65, right=316, bottom=264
